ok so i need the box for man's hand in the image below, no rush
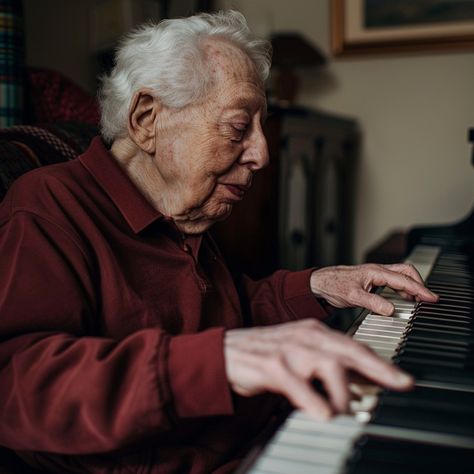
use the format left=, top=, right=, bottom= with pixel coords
left=310, top=263, right=439, bottom=316
left=224, top=319, right=413, bottom=419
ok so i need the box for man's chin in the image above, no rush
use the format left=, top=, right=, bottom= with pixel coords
left=174, top=206, right=233, bottom=234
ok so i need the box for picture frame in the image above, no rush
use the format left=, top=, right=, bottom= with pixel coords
left=331, top=0, right=474, bottom=56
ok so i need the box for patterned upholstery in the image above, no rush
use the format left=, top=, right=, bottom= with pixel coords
left=0, top=122, right=98, bottom=200
left=26, top=68, right=100, bottom=125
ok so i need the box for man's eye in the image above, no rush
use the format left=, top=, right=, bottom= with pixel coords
left=233, top=123, right=248, bottom=132
left=230, top=124, right=248, bottom=143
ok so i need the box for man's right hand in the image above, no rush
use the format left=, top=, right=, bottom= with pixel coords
left=224, top=319, right=413, bottom=418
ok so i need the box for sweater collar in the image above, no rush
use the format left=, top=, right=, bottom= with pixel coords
left=79, top=136, right=163, bottom=233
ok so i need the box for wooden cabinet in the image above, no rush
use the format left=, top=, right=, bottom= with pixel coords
left=212, top=105, right=359, bottom=278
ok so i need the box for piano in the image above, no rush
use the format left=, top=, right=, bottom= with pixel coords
left=237, top=129, right=474, bottom=474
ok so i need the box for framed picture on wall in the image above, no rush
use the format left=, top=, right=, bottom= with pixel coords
left=331, top=0, right=474, bottom=56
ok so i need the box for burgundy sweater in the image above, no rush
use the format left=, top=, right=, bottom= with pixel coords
left=0, top=137, right=328, bottom=473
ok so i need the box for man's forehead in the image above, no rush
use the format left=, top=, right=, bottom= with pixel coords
left=203, top=38, right=257, bottom=79
left=201, top=38, right=266, bottom=115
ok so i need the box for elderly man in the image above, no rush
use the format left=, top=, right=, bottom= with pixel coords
left=0, top=10, right=437, bottom=474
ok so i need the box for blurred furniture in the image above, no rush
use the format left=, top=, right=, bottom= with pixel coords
left=364, top=231, right=407, bottom=264
left=0, top=0, right=25, bottom=127
left=213, top=105, right=359, bottom=278
left=0, top=67, right=100, bottom=200
left=270, top=32, right=327, bottom=105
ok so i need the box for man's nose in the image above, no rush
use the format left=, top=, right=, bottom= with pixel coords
left=240, top=126, right=269, bottom=171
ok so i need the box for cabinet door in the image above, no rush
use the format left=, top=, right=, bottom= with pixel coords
left=279, top=134, right=315, bottom=270
left=313, top=137, right=340, bottom=268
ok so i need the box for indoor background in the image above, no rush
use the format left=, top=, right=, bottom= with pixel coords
left=22, top=0, right=474, bottom=264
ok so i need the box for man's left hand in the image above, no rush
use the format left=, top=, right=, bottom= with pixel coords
left=310, top=263, right=439, bottom=316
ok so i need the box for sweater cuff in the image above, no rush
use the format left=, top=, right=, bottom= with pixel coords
left=281, top=268, right=329, bottom=321
left=167, top=327, right=234, bottom=418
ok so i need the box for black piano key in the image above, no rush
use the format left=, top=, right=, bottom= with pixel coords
left=400, top=343, right=469, bottom=355
left=371, top=405, right=474, bottom=438
left=408, top=320, right=473, bottom=333
left=407, top=328, right=474, bottom=343
left=371, top=389, right=474, bottom=437
left=428, top=276, right=472, bottom=285
left=408, top=318, right=474, bottom=336
left=381, top=386, right=474, bottom=409
left=428, top=281, right=472, bottom=290
left=419, top=301, right=473, bottom=309
left=347, top=436, right=474, bottom=474
left=397, top=361, right=474, bottom=385
left=397, top=341, right=473, bottom=358
left=434, top=295, right=474, bottom=304
left=406, top=336, right=472, bottom=351
left=415, top=307, right=472, bottom=318
left=411, top=315, right=473, bottom=327
left=396, top=355, right=471, bottom=370
left=416, top=305, right=473, bottom=313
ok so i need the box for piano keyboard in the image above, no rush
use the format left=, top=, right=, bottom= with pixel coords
left=241, top=245, right=474, bottom=474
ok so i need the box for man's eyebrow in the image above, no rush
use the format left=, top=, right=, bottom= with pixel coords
left=227, top=97, right=268, bottom=120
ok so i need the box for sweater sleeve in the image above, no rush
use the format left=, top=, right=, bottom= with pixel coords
left=0, top=211, right=233, bottom=455
left=239, top=269, right=330, bottom=327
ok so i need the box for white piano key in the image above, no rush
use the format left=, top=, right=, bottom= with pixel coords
left=371, top=349, right=396, bottom=360
left=272, top=429, right=355, bottom=450
left=363, top=317, right=408, bottom=327
left=355, top=335, right=404, bottom=344
left=356, top=326, right=403, bottom=341
left=264, top=443, right=349, bottom=466
left=357, top=324, right=406, bottom=334
left=254, top=456, right=339, bottom=474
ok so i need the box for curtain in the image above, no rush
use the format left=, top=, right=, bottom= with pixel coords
left=0, top=0, right=24, bottom=127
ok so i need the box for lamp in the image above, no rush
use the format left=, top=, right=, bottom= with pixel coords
left=270, top=32, right=327, bottom=105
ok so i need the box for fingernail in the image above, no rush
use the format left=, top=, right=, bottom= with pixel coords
left=396, top=372, right=414, bottom=386
left=308, top=407, right=332, bottom=421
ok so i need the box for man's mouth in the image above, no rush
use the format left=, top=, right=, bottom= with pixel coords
left=223, top=183, right=249, bottom=200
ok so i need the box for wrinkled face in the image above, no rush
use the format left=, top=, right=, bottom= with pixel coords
left=154, top=40, right=269, bottom=234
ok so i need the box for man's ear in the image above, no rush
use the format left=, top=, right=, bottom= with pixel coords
left=128, top=89, right=159, bottom=154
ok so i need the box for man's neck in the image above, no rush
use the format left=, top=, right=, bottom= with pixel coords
left=110, top=137, right=172, bottom=215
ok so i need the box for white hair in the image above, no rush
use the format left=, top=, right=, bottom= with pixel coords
left=98, top=10, right=272, bottom=142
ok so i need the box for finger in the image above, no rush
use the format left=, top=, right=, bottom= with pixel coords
left=385, top=263, right=439, bottom=302
left=385, top=263, right=423, bottom=284
left=342, top=342, right=414, bottom=391
left=314, top=333, right=414, bottom=391
left=350, top=289, right=395, bottom=316
left=278, top=371, right=333, bottom=420
left=371, top=268, right=438, bottom=303
left=397, top=291, right=415, bottom=301
left=316, top=360, right=350, bottom=413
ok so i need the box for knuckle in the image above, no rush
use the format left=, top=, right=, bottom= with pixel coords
left=300, top=318, right=319, bottom=328
left=265, top=352, right=287, bottom=374
left=367, top=263, right=381, bottom=273
left=320, top=356, right=340, bottom=374
left=351, top=339, right=373, bottom=356
left=347, top=287, right=362, bottom=303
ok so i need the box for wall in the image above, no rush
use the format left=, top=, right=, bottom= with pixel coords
left=218, top=0, right=474, bottom=262
left=23, top=0, right=98, bottom=93
left=24, top=0, right=474, bottom=263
